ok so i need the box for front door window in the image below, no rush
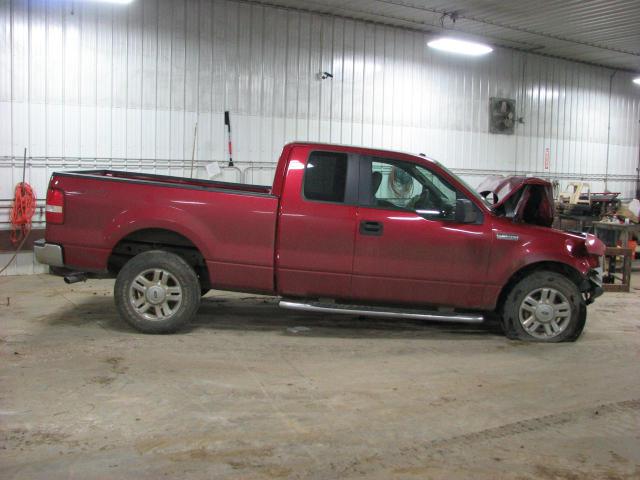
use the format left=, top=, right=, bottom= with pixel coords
left=369, top=159, right=462, bottom=221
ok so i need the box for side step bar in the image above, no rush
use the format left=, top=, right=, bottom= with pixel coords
left=279, top=300, right=484, bottom=324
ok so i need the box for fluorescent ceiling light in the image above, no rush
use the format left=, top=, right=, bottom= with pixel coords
left=79, top=0, right=134, bottom=4
left=633, top=77, right=640, bottom=85
left=428, top=37, right=493, bottom=56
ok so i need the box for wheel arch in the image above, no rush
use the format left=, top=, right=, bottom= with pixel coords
left=102, top=205, right=216, bottom=259
left=108, top=227, right=212, bottom=288
left=495, top=261, right=584, bottom=313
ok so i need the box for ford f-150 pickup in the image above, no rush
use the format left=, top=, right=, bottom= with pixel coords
left=35, top=143, right=605, bottom=342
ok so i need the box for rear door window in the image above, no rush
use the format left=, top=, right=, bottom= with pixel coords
left=303, top=152, right=349, bottom=203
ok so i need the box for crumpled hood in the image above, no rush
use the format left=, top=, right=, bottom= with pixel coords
left=477, top=175, right=552, bottom=208
left=477, top=175, right=555, bottom=227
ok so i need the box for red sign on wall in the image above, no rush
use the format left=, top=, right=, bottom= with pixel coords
left=544, top=147, right=550, bottom=170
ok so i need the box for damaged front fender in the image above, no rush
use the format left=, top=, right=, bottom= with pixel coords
left=584, top=233, right=606, bottom=256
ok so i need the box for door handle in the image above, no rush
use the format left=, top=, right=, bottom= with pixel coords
left=359, top=221, right=383, bottom=236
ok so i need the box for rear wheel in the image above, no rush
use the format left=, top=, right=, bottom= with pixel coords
left=114, top=250, right=201, bottom=333
left=501, top=271, right=586, bottom=342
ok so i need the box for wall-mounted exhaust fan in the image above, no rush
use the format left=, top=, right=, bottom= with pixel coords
left=489, top=97, right=516, bottom=135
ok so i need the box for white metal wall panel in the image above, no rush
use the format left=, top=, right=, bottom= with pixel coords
left=1, top=0, right=639, bottom=242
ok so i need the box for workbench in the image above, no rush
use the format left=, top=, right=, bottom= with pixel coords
left=556, top=214, right=596, bottom=233
left=592, top=221, right=639, bottom=293
left=593, top=221, right=640, bottom=246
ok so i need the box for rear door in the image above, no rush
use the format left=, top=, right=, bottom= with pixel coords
left=276, top=147, right=359, bottom=299
left=351, top=156, right=492, bottom=308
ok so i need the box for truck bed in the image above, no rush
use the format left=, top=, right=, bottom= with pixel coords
left=57, top=169, right=273, bottom=196
left=46, top=169, right=279, bottom=293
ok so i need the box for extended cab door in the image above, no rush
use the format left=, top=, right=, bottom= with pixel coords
left=276, top=147, right=359, bottom=299
left=351, top=156, right=492, bottom=309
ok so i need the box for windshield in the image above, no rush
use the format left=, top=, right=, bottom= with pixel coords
left=434, top=161, right=491, bottom=207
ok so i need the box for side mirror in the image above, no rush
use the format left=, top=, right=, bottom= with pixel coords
left=455, top=198, right=478, bottom=223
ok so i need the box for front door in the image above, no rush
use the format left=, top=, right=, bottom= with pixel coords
left=277, top=147, right=359, bottom=299
left=352, top=156, right=492, bottom=309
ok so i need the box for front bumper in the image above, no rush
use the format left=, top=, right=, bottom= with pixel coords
left=33, top=239, right=64, bottom=267
left=580, top=268, right=603, bottom=304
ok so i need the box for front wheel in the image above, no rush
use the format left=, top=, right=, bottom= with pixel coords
left=114, top=250, right=201, bottom=334
left=501, top=271, right=586, bottom=342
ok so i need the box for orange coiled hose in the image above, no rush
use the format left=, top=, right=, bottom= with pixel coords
left=9, top=182, right=37, bottom=246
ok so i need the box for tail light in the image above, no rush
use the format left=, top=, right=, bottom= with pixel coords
left=46, top=188, right=65, bottom=224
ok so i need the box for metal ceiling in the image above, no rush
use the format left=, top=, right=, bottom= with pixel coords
left=252, top=0, right=640, bottom=73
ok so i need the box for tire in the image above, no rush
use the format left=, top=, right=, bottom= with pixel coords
left=501, top=271, right=586, bottom=342
left=114, top=250, right=201, bottom=334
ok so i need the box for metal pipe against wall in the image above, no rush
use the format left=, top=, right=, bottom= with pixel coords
left=636, top=123, right=640, bottom=199
left=604, top=70, right=617, bottom=192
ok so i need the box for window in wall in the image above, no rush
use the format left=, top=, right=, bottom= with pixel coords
left=303, top=151, right=349, bottom=203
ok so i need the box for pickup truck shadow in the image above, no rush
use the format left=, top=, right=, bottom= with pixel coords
left=46, top=294, right=503, bottom=339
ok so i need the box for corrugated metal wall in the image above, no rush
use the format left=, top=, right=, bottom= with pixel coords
left=1, top=0, right=639, bottom=274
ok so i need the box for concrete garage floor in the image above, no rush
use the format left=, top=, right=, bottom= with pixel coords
left=1, top=274, right=639, bottom=480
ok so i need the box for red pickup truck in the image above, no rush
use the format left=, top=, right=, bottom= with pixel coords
left=35, top=143, right=604, bottom=342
